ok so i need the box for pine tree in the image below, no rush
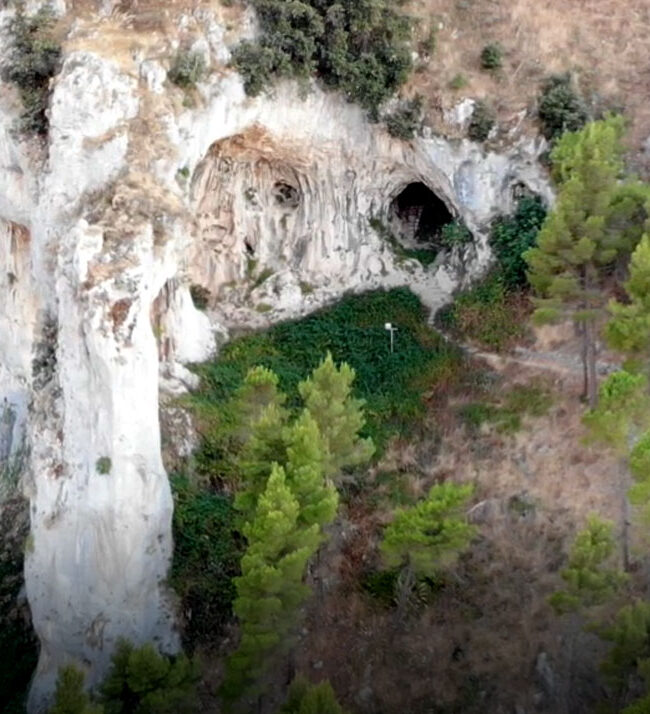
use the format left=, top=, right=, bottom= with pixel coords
left=380, top=482, right=475, bottom=580
left=49, top=667, right=103, bottom=714
left=524, top=116, right=628, bottom=406
left=583, top=371, right=650, bottom=568
left=284, top=410, right=338, bottom=531
left=298, top=353, right=374, bottom=479
left=235, top=402, right=288, bottom=519
left=281, top=676, right=349, bottom=714
left=601, top=600, right=650, bottom=693
left=548, top=515, right=627, bottom=614
left=100, top=640, right=198, bottom=714
left=222, top=464, right=321, bottom=705
left=583, top=371, right=650, bottom=451
left=607, top=234, right=650, bottom=360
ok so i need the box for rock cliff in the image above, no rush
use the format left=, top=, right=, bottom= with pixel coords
left=0, top=3, right=551, bottom=709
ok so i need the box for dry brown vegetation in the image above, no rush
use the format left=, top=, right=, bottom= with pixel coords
left=289, top=357, right=643, bottom=714
left=407, top=0, right=650, bottom=169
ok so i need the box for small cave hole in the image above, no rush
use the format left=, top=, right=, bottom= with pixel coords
left=273, top=181, right=300, bottom=209
left=190, top=284, right=211, bottom=311
left=388, top=182, right=454, bottom=250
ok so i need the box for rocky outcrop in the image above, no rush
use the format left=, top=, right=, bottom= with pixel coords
left=0, top=4, right=551, bottom=710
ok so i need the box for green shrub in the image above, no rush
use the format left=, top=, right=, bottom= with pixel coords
left=384, top=96, right=423, bottom=140
left=95, top=457, right=111, bottom=475
left=490, top=196, right=547, bottom=288
left=192, top=288, right=463, bottom=455
left=168, top=50, right=206, bottom=88
left=170, top=475, right=241, bottom=648
left=459, top=382, right=551, bottom=434
left=437, top=273, right=528, bottom=351
left=467, top=100, right=495, bottom=142
left=480, top=43, right=503, bottom=70
left=440, top=220, right=472, bottom=249
left=100, top=640, right=199, bottom=714
left=538, top=73, right=589, bottom=140
left=449, top=73, right=468, bottom=90
left=3, top=4, right=62, bottom=135
left=232, top=0, right=413, bottom=119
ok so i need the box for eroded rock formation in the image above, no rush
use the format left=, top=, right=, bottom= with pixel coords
left=0, top=4, right=551, bottom=710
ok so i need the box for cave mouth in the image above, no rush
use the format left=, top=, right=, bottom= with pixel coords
left=388, top=182, right=454, bottom=249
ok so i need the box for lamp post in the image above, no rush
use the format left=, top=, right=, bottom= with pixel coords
left=384, top=322, right=398, bottom=353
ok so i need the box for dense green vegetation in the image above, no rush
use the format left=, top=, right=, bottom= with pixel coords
left=170, top=475, right=242, bottom=648
left=3, top=5, right=62, bottom=135
left=231, top=0, right=413, bottom=120
left=192, top=288, right=461, bottom=455
left=490, top=196, right=547, bottom=289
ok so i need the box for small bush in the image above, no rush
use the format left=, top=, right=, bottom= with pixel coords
left=95, top=457, right=111, bottom=475
left=480, top=43, right=503, bottom=70
left=384, top=96, right=423, bottom=141
left=3, top=5, right=62, bottom=135
left=440, top=220, right=472, bottom=249
left=538, top=73, right=589, bottom=140
left=168, top=50, right=206, bottom=88
left=490, top=195, right=547, bottom=288
left=467, top=100, right=495, bottom=142
left=448, top=73, right=468, bottom=90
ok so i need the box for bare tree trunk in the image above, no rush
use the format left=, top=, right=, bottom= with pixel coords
left=579, top=321, right=588, bottom=402
left=620, top=459, right=631, bottom=571
left=585, top=319, right=599, bottom=408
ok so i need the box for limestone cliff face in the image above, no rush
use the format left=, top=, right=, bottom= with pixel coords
left=0, top=4, right=551, bottom=710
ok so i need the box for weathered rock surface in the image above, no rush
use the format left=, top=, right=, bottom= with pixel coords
left=0, top=5, right=551, bottom=709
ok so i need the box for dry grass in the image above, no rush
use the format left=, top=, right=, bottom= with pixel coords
left=287, top=358, right=643, bottom=714
left=406, top=0, right=650, bottom=168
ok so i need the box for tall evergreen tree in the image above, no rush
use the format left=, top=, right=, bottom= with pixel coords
left=298, top=353, right=374, bottom=479
left=524, top=116, right=628, bottom=406
left=222, top=464, right=320, bottom=705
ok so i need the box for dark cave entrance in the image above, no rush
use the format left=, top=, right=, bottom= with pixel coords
left=388, top=182, right=454, bottom=251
